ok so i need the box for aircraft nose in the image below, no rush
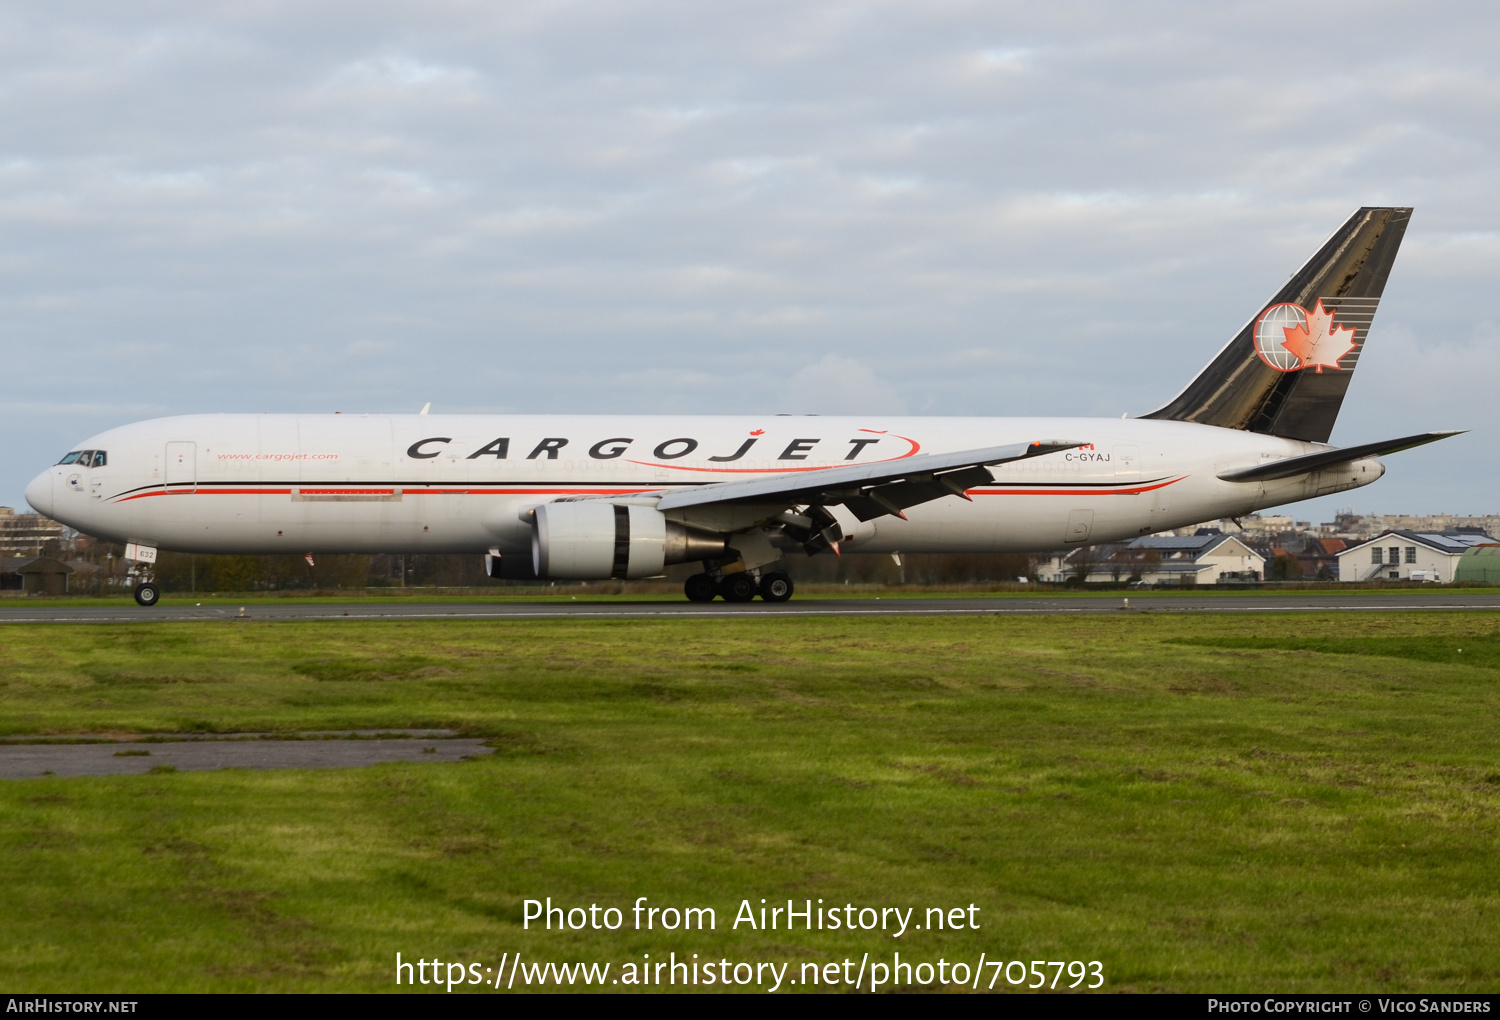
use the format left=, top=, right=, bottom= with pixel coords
left=25, top=470, right=54, bottom=518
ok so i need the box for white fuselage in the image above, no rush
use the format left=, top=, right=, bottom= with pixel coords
left=26, top=413, right=1384, bottom=556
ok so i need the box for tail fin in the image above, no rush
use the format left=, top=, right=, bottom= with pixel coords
left=1142, top=207, right=1411, bottom=443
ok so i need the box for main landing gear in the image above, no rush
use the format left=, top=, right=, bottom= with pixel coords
left=684, top=571, right=794, bottom=603
left=684, top=573, right=717, bottom=602
left=759, top=572, right=793, bottom=602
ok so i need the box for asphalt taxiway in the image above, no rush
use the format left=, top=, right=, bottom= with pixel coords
left=3, top=593, right=1499, bottom=623
left=0, top=730, right=493, bottom=778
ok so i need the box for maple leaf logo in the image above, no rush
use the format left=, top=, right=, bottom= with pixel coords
left=749, top=429, right=765, bottom=436
left=1278, top=299, right=1357, bottom=373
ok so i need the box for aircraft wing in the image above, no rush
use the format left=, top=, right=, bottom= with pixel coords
left=655, top=440, right=1085, bottom=522
left=1216, top=431, right=1464, bottom=483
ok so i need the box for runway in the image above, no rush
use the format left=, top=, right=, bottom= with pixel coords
left=3, top=592, right=1500, bottom=623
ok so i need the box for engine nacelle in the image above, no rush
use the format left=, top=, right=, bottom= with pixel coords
left=485, top=550, right=538, bottom=580
left=531, top=502, right=727, bottom=580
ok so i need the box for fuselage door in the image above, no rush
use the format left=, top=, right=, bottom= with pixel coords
left=165, top=441, right=197, bottom=490
left=84, top=450, right=107, bottom=498
left=1064, top=508, right=1094, bottom=544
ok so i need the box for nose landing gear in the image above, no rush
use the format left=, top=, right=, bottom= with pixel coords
left=133, top=582, right=160, bottom=607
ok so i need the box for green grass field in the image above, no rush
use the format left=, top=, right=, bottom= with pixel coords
left=2, top=613, right=1499, bottom=992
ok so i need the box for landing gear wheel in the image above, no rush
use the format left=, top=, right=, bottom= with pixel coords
left=684, top=573, right=718, bottom=603
left=718, top=573, right=759, bottom=603
left=133, top=583, right=160, bottom=607
left=759, top=572, right=793, bottom=602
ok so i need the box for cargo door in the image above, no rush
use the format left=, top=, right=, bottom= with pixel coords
left=1064, top=508, right=1093, bottom=544
left=165, top=442, right=196, bottom=490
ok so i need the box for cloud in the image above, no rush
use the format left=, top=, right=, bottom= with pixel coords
left=1, top=1, right=1498, bottom=516
left=784, top=353, right=907, bottom=415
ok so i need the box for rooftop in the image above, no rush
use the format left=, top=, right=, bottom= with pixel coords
left=1343, top=530, right=1500, bottom=554
left=1128, top=534, right=1252, bottom=554
left=0, top=556, right=73, bottom=574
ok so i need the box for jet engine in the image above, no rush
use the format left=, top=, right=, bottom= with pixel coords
left=530, top=502, right=727, bottom=579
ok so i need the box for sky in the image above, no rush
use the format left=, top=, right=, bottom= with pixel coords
left=2, top=1, right=1498, bottom=523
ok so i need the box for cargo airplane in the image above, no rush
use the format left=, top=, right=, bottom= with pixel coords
left=25, top=207, right=1458, bottom=605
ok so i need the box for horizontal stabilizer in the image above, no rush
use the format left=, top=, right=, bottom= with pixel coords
left=1216, top=431, right=1464, bottom=482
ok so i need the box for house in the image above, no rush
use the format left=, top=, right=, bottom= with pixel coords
left=1267, top=536, right=1346, bottom=579
left=1125, top=534, right=1264, bottom=584
left=0, top=558, right=23, bottom=591
left=1049, top=533, right=1265, bottom=585
left=1032, top=552, right=1073, bottom=584
left=1337, top=531, right=1497, bottom=583
left=1298, top=537, right=1346, bottom=579
left=0, top=556, right=75, bottom=594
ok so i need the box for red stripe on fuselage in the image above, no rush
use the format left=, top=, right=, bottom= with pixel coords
left=969, top=476, right=1184, bottom=497
left=113, top=486, right=664, bottom=502
left=111, top=475, right=1185, bottom=503
left=117, top=488, right=294, bottom=501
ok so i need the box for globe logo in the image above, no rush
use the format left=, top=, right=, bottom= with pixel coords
left=1254, top=303, right=1307, bottom=372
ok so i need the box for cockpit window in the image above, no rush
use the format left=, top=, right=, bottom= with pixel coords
left=58, top=452, right=81, bottom=465
left=92, top=451, right=106, bottom=466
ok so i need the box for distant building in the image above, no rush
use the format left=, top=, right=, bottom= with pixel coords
left=1179, top=514, right=1296, bottom=539
left=1033, top=552, right=1073, bottom=584
left=1333, top=513, right=1500, bottom=541
left=0, top=556, right=75, bottom=594
left=1238, top=514, right=1295, bottom=535
left=1127, top=534, right=1265, bottom=584
left=0, top=506, right=63, bottom=557
left=1337, top=531, right=1497, bottom=583
left=1268, top=537, right=1346, bottom=579
left=1039, top=534, right=1265, bottom=585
